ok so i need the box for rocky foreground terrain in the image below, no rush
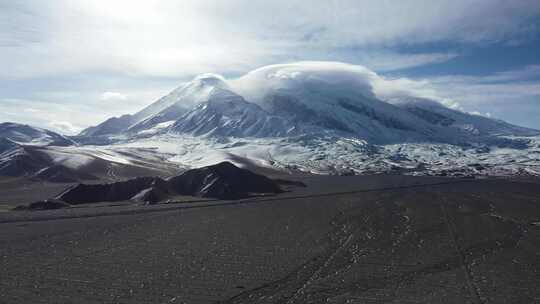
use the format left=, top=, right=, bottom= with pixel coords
left=1, top=173, right=539, bottom=303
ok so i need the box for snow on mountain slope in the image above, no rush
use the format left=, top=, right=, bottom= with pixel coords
left=69, top=61, right=540, bottom=177
left=0, top=142, right=180, bottom=181
left=0, top=144, right=46, bottom=177
left=0, top=122, right=75, bottom=146
left=79, top=115, right=136, bottom=137
left=80, top=62, right=540, bottom=145
left=0, top=138, right=20, bottom=155
left=84, top=61, right=539, bottom=145
left=127, top=74, right=231, bottom=134
left=0, top=123, right=179, bottom=180
left=169, top=87, right=295, bottom=137
left=78, top=74, right=230, bottom=137
left=116, top=133, right=540, bottom=177
left=82, top=62, right=478, bottom=144
left=229, top=62, right=460, bottom=143
left=391, top=97, right=539, bottom=137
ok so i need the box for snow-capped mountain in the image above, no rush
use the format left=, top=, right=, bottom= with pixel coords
left=81, top=62, right=539, bottom=146
left=228, top=62, right=539, bottom=145
left=229, top=63, right=451, bottom=144
left=78, top=74, right=232, bottom=137
left=123, top=75, right=221, bottom=134
left=168, top=87, right=295, bottom=137
left=5, top=62, right=540, bottom=179
left=0, top=122, right=75, bottom=146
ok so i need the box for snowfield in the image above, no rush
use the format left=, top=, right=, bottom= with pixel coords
left=102, top=134, right=540, bottom=177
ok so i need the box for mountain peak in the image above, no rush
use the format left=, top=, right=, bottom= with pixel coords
left=77, top=61, right=539, bottom=144
left=192, top=73, right=228, bottom=88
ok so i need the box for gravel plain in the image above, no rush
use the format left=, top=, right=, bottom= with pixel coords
left=1, top=174, right=539, bottom=303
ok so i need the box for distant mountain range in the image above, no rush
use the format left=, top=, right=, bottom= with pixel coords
left=2, top=62, right=540, bottom=180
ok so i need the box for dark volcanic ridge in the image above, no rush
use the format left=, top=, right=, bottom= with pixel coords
left=32, top=162, right=284, bottom=208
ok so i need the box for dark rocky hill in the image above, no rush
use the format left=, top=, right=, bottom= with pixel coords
left=54, top=162, right=283, bottom=205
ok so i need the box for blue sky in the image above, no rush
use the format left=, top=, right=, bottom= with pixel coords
left=1, top=0, right=540, bottom=134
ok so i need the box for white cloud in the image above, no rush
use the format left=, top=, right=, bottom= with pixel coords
left=48, top=121, right=82, bottom=134
left=1, top=0, right=539, bottom=79
left=23, top=108, right=40, bottom=113
left=356, top=52, right=459, bottom=72
left=0, top=82, right=175, bottom=134
left=419, top=66, right=540, bottom=107
left=101, top=91, right=128, bottom=101
left=0, top=98, right=89, bottom=134
left=371, top=65, right=540, bottom=125
left=230, top=62, right=539, bottom=124
left=237, top=63, right=539, bottom=126
left=0, top=96, right=144, bottom=135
